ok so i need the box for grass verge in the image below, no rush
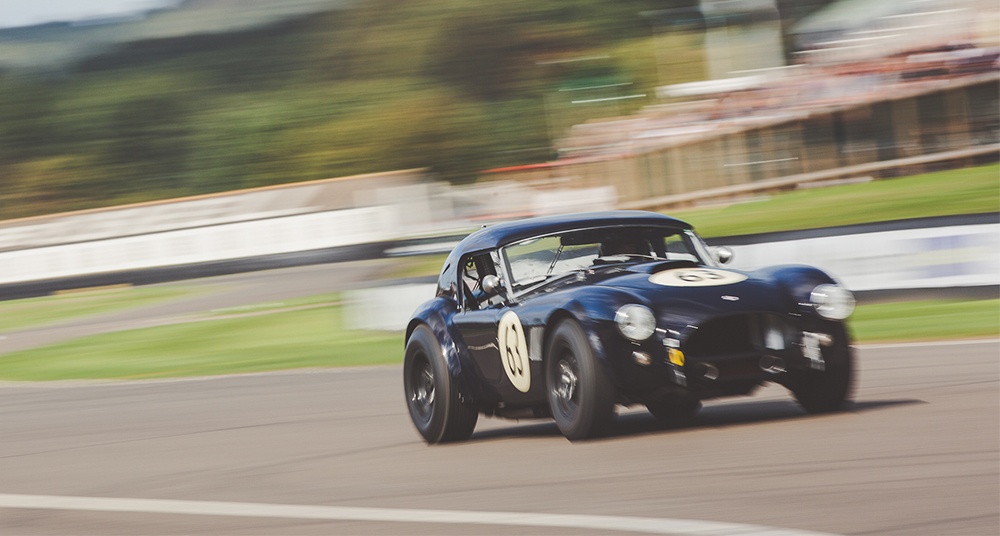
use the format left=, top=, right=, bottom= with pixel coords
left=849, top=298, right=999, bottom=344
left=671, top=163, right=999, bottom=237
left=0, top=302, right=399, bottom=381
left=0, top=298, right=994, bottom=381
left=0, top=285, right=198, bottom=333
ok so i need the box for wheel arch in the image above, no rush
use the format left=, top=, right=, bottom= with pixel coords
left=541, top=305, right=617, bottom=440
left=541, top=308, right=578, bottom=371
left=541, top=301, right=612, bottom=381
left=405, top=297, right=478, bottom=403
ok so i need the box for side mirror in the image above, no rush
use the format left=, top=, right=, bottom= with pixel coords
left=481, top=274, right=504, bottom=296
left=713, top=246, right=734, bottom=265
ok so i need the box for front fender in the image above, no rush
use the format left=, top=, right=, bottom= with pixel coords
left=541, top=287, right=645, bottom=388
left=754, top=264, right=839, bottom=311
left=755, top=264, right=855, bottom=347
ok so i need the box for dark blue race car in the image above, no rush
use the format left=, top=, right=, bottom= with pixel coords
left=404, top=211, right=856, bottom=443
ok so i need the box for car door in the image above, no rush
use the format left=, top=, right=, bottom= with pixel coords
left=451, top=251, right=534, bottom=405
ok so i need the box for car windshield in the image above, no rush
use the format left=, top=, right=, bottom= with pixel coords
left=502, top=226, right=711, bottom=292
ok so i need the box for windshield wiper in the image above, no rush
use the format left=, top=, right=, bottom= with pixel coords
left=545, top=245, right=565, bottom=276
left=519, top=270, right=584, bottom=295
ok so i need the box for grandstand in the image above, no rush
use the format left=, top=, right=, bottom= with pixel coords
left=483, top=0, right=999, bottom=208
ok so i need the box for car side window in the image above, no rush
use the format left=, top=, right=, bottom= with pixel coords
left=459, top=252, right=503, bottom=311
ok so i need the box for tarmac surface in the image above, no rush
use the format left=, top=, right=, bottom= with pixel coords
left=0, top=265, right=997, bottom=535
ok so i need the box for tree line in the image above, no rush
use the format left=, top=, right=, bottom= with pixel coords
left=0, top=0, right=832, bottom=220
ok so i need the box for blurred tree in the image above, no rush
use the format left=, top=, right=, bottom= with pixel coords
left=102, top=96, right=192, bottom=197
left=0, top=0, right=730, bottom=218
left=1, top=156, right=105, bottom=218
left=0, top=75, right=58, bottom=162
left=425, top=8, right=569, bottom=100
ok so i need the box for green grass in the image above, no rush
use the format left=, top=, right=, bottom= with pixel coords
left=384, top=254, right=449, bottom=280
left=0, top=285, right=197, bottom=333
left=205, top=292, right=340, bottom=316
left=0, top=303, right=400, bottom=381
left=672, top=164, right=1000, bottom=237
left=0, top=297, right=994, bottom=382
left=849, top=299, right=999, bottom=343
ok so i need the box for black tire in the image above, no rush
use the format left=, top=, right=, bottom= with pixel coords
left=791, top=349, right=854, bottom=414
left=645, top=396, right=701, bottom=427
left=403, top=325, right=478, bottom=444
left=545, top=319, right=615, bottom=440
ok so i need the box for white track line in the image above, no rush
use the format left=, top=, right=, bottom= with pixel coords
left=0, top=493, right=839, bottom=536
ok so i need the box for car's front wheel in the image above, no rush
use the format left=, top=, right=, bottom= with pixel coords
left=790, top=348, right=854, bottom=414
left=545, top=319, right=615, bottom=440
left=403, top=325, right=478, bottom=443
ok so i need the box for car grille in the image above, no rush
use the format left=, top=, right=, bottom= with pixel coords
left=685, top=313, right=793, bottom=359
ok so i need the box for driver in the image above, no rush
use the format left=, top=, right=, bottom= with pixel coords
left=600, top=236, right=649, bottom=257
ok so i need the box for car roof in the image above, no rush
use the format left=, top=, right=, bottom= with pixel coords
left=455, top=210, right=692, bottom=253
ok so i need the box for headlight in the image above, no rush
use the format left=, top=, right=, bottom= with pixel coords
left=810, top=284, right=856, bottom=320
left=615, top=304, right=656, bottom=341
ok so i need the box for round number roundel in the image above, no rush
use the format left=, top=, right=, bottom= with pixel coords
left=649, top=268, right=748, bottom=287
left=497, top=311, right=531, bottom=393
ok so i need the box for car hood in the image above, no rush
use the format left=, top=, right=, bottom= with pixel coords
left=591, top=264, right=792, bottom=326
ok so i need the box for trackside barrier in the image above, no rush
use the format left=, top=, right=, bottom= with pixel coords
left=343, top=284, right=437, bottom=332
left=722, top=223, right=1000, bottom=292
left=0, top=206, right=398, bottom=286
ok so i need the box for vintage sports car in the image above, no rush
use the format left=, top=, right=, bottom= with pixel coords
left=403, top=211, right=855, bottom=442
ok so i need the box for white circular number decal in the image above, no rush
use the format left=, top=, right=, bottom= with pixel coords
left=498, top=311, right=531, bottom=393
left=649, top=268, right=748, bottom=287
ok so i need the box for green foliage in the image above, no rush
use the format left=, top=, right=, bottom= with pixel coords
left=0, top=1, right=706, bottom=219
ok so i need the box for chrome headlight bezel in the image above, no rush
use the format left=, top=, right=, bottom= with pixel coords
left=810, top=284, right=856, bottom=320
left=615, top=304, right=656, bottom=341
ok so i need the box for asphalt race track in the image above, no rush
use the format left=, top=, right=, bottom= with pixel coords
left=0, top=266, right=997, bottom=535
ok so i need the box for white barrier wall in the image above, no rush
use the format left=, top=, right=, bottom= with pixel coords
left=727, top=223, right=1000, bottom=291
left=0, top=206, right=398, bottom=285
left=343, top=284, right=437, bottom=332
